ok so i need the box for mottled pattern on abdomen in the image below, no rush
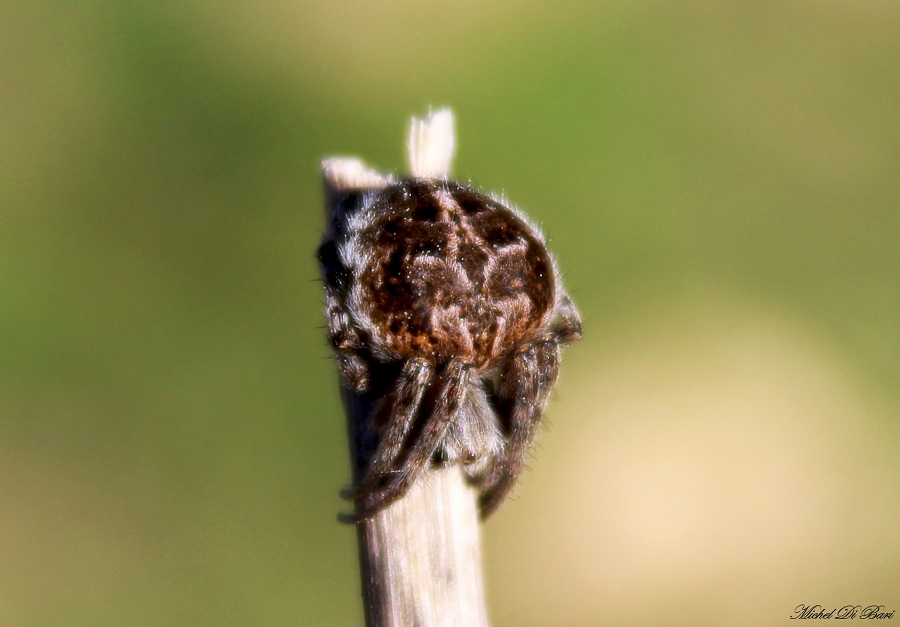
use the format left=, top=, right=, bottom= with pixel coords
left=354, top=179, right=553, bottom=366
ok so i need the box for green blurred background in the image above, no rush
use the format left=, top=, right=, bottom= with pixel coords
left=2, top=1, right=898, bottom=625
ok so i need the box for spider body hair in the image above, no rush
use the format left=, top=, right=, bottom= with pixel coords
left=318, top=177, right=581, bottom=520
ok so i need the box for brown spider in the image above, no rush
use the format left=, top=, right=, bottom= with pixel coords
left=318, top=176, right=582, bottom=521
left=318, top=178, right=581, bottom=519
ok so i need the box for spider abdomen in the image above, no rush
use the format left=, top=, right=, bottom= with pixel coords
left=346, top=179, right=555, bottom=367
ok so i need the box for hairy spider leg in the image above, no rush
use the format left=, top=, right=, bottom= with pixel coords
left=478, top=338, right=561, bottom=519
left=345, top=358, right=434, bottom=498
left=477, top=285, right=581, bottom=518
left=318, top=239, right=370, bottom=392
left=552, top=291, right=584, bottom=344
left=351, top=358, right=472, bottom=520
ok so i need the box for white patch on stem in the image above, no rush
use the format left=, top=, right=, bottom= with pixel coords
left=322, top=157, right=391, bottom=192
left=407, top=108, right=456, bottom=179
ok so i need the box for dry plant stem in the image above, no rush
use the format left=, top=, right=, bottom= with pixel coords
left=347, top=380, right=488, bottom=626
left=324, top=110, right=489, bottom=627
left=356, top=466, right=488, bottom=627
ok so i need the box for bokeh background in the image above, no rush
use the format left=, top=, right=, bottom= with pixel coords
left=2, top=1, right=898, bottom=625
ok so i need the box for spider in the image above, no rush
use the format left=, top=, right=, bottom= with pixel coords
left=318, top=176, right=582, bottom=521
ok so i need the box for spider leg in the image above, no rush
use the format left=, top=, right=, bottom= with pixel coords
left=478, top=337, right=560, bottom=519
left=342, top=358, right=433, bottom=500
left=349, top=358, right=471, bottom=521
left=551, top=289, right=583, bottom=344
left=318, top=238, right=370, bottom=391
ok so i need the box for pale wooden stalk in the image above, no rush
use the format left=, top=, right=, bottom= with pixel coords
left=323, top=110, right=490, bottom=627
